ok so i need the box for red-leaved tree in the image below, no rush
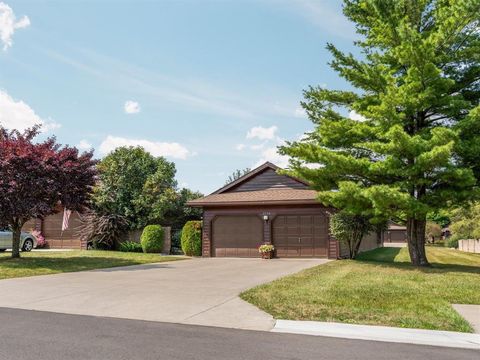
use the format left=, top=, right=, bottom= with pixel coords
left=0, top=126, right=97, bottom=258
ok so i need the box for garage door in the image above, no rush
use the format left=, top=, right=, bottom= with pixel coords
left=212, top=216, right=263, bottom=257
left=273, top=215, right=328, bottom=257
left=389, top=230, right=407, bottom=242
left=43, top=212, right=82, bottom=249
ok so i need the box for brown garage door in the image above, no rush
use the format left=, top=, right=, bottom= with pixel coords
left=273, top=215, right=328, bottom=257
left=212, top=216, right=263, bottom=257
left=43, top=212, right=82, bottom=249
left=388, top=230, right=407, bottom=242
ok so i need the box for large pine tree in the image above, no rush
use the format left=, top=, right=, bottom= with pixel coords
left=280, top=0, right=480, bottom=266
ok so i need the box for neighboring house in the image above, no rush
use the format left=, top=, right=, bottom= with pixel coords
left=188, top=162, right=379, bottom=258
left=383, top=222, right=407, bottom=243
left=22, top=206, right=84, bottom=249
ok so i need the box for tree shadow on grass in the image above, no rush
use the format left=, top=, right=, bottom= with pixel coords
left=355, top=248, right=480, bottom=275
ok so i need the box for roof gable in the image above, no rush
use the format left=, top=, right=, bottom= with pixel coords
left=214, top=162, right=309, bottom=194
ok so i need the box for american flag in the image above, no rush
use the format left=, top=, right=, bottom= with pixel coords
left=62, top=208, right=72, bottom=232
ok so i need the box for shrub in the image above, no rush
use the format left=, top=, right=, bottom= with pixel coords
left=140, top=225, right=164, bottom=253
left=181, top=220, right=202, bottom=256
left=31, top=230, right=47, bottom=248
left=119, top=241, right=143, bottom=252
left=330, top=212, right=373, bottom=259
left=78, top=211, right=129, bottom=250
left=425, top=221, right=442, bottom=243
left=445, top=237, right=459, bottom=249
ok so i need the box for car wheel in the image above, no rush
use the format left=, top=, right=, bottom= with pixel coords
left=22, top=239, right=34, bottom=252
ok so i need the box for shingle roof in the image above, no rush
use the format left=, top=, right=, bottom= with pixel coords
left=187, top=188, right=318, bottom=206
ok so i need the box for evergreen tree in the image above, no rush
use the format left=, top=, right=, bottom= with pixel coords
left=280, top=0, right=480, bottom=266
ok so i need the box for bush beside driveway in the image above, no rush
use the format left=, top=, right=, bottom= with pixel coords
left=241, top=247, right=480, bottom=333
left=0, top=250, right=185, bottom=280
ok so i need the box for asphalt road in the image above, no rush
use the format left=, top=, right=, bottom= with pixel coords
left=0, top=308, right=477, bottom=360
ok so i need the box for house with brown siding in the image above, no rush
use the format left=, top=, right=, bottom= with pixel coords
left=188, top=162, right=380, bottom=258
left=23, top=206, right=85, bottom=249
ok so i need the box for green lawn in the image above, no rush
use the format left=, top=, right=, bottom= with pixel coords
left=241, top=247, right=480, bottom=332
left=0, top=250, right=185, bottom=280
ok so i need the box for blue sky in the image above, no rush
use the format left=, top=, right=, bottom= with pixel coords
left=0, top=0, right=357, bottom=194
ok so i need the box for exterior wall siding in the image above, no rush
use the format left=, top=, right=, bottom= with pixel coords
left=202, top=205, right=337, bottom=258
left=228, top=168, right=308, bottom=192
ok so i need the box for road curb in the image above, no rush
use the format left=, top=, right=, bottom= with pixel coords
left=272, top=320, right=480, bottom=349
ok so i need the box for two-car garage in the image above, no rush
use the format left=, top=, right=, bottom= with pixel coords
left=187, top=162, right=339, bottom=259
left=210, top=213, right=331, bottom=258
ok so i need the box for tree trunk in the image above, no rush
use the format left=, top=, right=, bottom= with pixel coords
left=406, top=217, right=429, bottom=267
left=348, top=239, right=354, bottom=259
left=11, top=225, right=22, bottom=259
left=376, top=230, right=383, bottom=246
left=352, top=234, right=363, bottom=259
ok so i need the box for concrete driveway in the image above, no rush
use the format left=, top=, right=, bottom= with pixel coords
left=0, top=258, right=327, bottom=330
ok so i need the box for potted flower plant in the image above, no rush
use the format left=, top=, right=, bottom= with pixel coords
left=258, top=244, right=275, bottom=259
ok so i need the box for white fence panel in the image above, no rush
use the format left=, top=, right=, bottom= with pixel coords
left=458, top=239, right=480, bottom=253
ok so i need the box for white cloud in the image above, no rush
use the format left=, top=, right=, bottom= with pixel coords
left=294, top=107, right=307, bottom=118
left=235, top=143, right=246, bottom=151
left=42, top=119, right=61, bottom=132
left=349, top=110, right=366, bottom=122
left=0, top=90, right=60, bottom=132
left=0, top=2, right=30, bottom=50
left=246, top=125, right=278, bottom=140
left=77, top=139, right=92, bottom=151
left=253, top=146, right=289, bottom=168
left=124, top=100, right=140, bottom=114
left=99, top=135, right=191, bottom=160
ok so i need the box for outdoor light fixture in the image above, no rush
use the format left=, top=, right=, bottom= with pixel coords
left=263, top=215, right=269, bottom=221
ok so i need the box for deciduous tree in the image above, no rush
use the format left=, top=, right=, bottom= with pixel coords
left=94, top=147, right=176, bottom=229
left=0, top=126, right=96, bottom=258
left=329, top=211, right=373, bottom=259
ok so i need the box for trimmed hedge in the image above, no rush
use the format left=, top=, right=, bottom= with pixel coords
left=181, top=221, right=202, bottom=256
left=140, top=225, right=164, bottom=253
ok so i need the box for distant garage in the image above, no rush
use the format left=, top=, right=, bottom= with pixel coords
left=384, top=222, right=408, bottom=243
left=188, top=162, right=354, bottom=258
